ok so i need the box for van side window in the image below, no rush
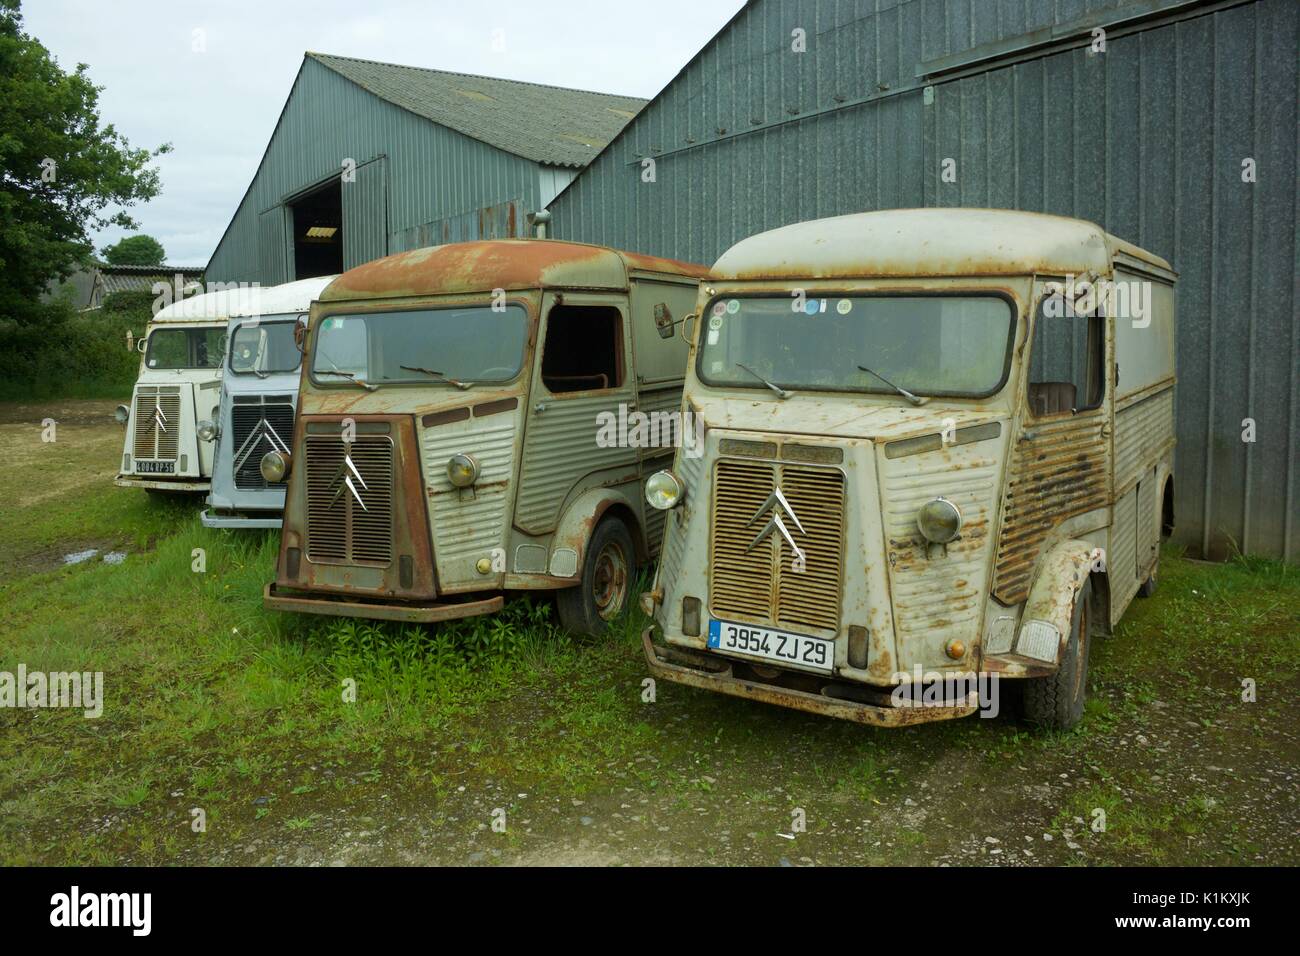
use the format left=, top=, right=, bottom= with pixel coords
left=1027, top=308, right=1104, bottom=416
left=540, top=305, right=623, bottom=393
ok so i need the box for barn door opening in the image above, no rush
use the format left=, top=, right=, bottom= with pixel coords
left=289, top=179, right=343, bottom=280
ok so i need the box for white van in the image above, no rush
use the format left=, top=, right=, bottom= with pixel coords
left=115, top=286, right=249, bottom=492
left=641, top=209, right=1177, bottom=730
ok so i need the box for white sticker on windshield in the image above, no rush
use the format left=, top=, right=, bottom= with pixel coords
left=726, top=299, right=740, bottom=314
left=710, top=360, right=724, bottom=373
left=837, top=299, right=852, bottom=314
left=148, top=358, right=157, bottom=366
left=711, top=301, right=727, bottom=317
left=708, top=314, right=723, bottom=331
left=706, top=329, right=720, bottom=345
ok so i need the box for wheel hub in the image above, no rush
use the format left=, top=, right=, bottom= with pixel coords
left=592, top=541, right=628, bottom=620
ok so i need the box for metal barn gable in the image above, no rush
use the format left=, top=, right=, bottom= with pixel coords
left=207, top=53, right=644, bottom=289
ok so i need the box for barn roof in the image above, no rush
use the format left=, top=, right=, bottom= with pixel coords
left=308, top=53, right=645, bottom=168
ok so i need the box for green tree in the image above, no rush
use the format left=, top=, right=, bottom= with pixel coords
left=103, top=233, right=166, bottom=266
left=0, top=0, right=170, bottom=325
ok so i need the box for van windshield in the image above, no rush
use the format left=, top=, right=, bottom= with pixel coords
left=229, top=316, right=302, bottom=375
left=145, top=326, right=225, bottom=370
left=697, top=294, right=1014, bottom=397
left=311, top=304, right=528, bottom=386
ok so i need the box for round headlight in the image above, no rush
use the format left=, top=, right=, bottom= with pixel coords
left=447, top=453, right=479, bottom=488
left=260, top=450, right=291, bottom=484
left=917, top=497, right=962, bottom=544
left=645, top=470, right=684, bottom=510
left=114, top=404, right=130, bottom=425
left=197, top=419, right=218, bottom=442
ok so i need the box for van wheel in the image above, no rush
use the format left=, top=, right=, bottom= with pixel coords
left=556, top=516, right=636, bottom=637
left=1021, top=579, right=1093, bottom=731
left=1137, top=564, right=1158, bottom=598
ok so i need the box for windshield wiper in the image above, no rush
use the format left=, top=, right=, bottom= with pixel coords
left=856, top=365, right=927, bottom=406
left=400, top=365, right=473, bottom=390
left=736, top=363, right=791, bottom=399
left=317, top=369, right=378, bottom=392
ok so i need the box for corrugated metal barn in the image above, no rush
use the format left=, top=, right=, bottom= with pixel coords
left=206, top=52, right=644, bottom=286
left=547, top=0, right=1298, bottom=562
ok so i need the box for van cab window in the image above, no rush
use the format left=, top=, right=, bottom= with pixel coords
left=697, top=294, right=1013, bottom=398
left=540, top=304, right=623, bottom=393
left=145, top=327, right=225, bottom=370
left=1027, top=305, right=1104, bottom=416
left=229, top=319, right=302, bottom=375
left=311, top=304, right=528, bottom=386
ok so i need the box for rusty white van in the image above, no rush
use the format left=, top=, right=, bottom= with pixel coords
left=641, top=209, right=1176, bottom=729
left=262, top=239, right=708, bottom=635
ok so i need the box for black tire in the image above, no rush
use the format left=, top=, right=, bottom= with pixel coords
left=1021, top=579, right=1093, bottom=731
left=555, top=516, right=636, bottom=637
left=1137, top=563, right=1158, bottom=598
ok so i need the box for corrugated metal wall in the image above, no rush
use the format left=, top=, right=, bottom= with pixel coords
left=548, top=0, right=1299, bottom=562
left=207, top=57, right=545, bottom=284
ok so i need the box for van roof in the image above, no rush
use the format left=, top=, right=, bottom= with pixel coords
left=319, top=239, right=710, bottom=302
left=711, top=208, right=1173, bottom=280
left=151, top=275, right=337, bottom=323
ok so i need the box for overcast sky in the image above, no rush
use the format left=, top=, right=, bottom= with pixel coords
left=23, top=0, right=745, bottom=267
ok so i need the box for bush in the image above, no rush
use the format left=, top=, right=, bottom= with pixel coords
left=0, top=292, right=151, bottom=401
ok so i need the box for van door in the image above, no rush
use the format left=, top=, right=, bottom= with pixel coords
left=515, top=291, right=638, bottom=537
left=992, top=277, right=1113, bottom=606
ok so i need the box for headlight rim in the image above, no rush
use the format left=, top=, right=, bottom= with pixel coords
left=259, top=449, right=291, bottom=484
left=446, top=452, right=480, bottom=488
left=114, top=404, right=130, bottom=425
left=645, top=469, right=685, bottom=511
left=917, top=496, right=962, bottom=544
left=197, top=419, right=218, bottom=442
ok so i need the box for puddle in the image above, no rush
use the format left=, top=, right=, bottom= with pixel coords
left=61, top=549, right=128, bottom=566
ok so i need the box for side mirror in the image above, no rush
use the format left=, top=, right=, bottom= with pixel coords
left=294, top=321, right=308, bottom=353
left=653, top=303, right=674, bottom=339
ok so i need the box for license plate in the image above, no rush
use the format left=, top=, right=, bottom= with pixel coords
left=136, top=460, right=175, bottom=474
left=707, top=619, right=834, bottom=674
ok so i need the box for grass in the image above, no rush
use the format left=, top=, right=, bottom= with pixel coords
left=1, top=401, right=1297, bottom=866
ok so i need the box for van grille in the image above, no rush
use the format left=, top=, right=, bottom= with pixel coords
left=305, top=434, right=394, bottom=564
left=710, top=459, right=845, bottom=632
left=231, top=398, right=294, bottom=490
left=132, top=387, right=181, bottom=461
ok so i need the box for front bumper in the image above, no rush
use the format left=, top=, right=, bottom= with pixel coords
left=642, top=625, right=977, bottom=727
left=264, top=582, right=503, bottom=624
left=201, top=509, right=282, bottom=530
left=115, top=475, right=209, bottom=493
